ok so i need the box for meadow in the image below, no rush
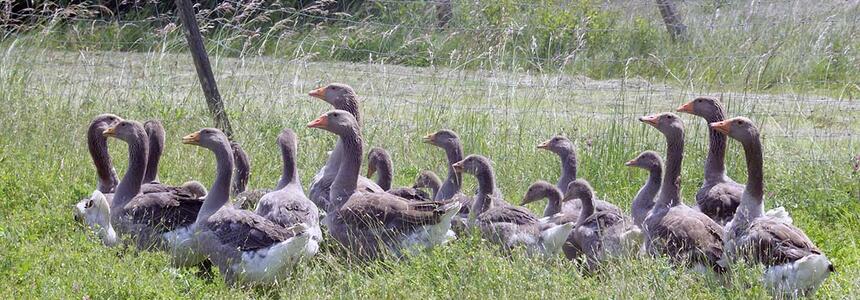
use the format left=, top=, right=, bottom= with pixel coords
left=1, top=0, right=858, bottom=298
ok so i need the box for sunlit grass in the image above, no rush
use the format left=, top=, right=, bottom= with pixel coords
left=0, top=40, right=856, bottom=298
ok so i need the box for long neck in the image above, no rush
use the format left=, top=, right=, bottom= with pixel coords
left=276, top=141, right=300, bottom=190
left=555, top=148, right=578, bottom=193
left=658, top=131, right=684, bottom=207
left=336, top=97, right=361, bottom=124
left=330, top=127, right=362, bottom=211
left=577, top=192, right=594, bottom=226
left=542, top=188, right=563, bottom=217
left=741, top=137, right=764, bottom=208
left=470, top=165, right=497, bottom=216
left=374, top=158, right=393, bottom=191
left=144, top=129, right=164, bottom=183
left=701, top=110, right=728, bottom=182
left=196, top=142, right=234, bottom=225
left=88, top=125, right=118, bottom=193
left=111, top=134, right=149, bottom=218
left=632, top=167, right=661, bottom=226
left=437, top=144, right=464, bottom=200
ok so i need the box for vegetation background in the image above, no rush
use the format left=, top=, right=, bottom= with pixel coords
left=0, top=0, right=858, bottom=298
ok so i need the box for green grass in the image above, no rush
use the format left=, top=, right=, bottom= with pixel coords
left=9, top=0, right=860, bottom=94
left=0, top=35, right=858, bottom=298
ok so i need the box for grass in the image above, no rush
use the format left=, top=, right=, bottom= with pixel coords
left=9, top=0, right=860, bottom=93
left=1, top=0, right=859, bottom=298
left=0, top=39, right=858, bottom=298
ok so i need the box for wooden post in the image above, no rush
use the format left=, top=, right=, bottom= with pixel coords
left=175, top=0, right=233, bottom=137
left=435, top=0, right=452, bottom=29
left=655, top=0, right=686, bottom=42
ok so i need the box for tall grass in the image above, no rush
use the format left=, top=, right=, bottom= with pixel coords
left=4, top=0, right=859, bottom=93
left=0, top=28, right=858, bottom=297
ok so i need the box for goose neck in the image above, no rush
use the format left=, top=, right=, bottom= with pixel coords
left=329, top=127, right=362, bottom=211
left=111, top=134, right=149, bottom=219
left=196, top=142, right=234, bottom=225
left=437, top=144, right=464, bottom=200
left=88, top=125, right=118, bottom=193
left=657, top=131, right=684, bottom=207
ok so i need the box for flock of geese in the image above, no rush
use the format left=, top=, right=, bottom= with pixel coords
left=73, top=83, right=833, bottom=296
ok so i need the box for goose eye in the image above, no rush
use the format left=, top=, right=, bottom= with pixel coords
left=85, top=200, right=93, bottom=208
left=736, top=120, right=743, bottom=125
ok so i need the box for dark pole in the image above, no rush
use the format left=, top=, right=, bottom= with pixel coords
left=175, top=0, right=233, bottom=137
left=435, top=0, right=453, bottom=29
left=655, top=0, right=687, bottom=42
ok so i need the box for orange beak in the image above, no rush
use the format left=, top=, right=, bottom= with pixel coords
left=307, top=115, right=329, bottom=129
left=709, top=120, right=731, bottom=135
left=182, top=131, right=201, bottom=145
left=451, top=161, right=464, bottom=173
left=639, top=115, right=659, bottom=126
left=308, top=87, right=326, bottom=100
left=422, top=133, right=435, bottom=144
left=624, top=159, right=636, bottom=166
left=102, top=126, right=117, bottom=137
left=536, top=140, right=550, bottom=149
left=366, top=164, right=376, bottom=178
left=676, top=101, right=694, bottom=113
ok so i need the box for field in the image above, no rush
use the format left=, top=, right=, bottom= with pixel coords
left=1, top=0, right=859, bottom=298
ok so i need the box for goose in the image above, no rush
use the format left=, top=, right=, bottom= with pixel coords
left=181, top=128, right=316, bottom=284
left=367, top=147, right=431, bottom=201
left=308, top=110, right=461, bottom=259
left=254, top=128, right=322, bottom=247
left=422, top=130, right=474, bottom=231
left=453, top=155, right=574, bottom=257
left=77, top=116, right=205, bottom=212
left=77, top=121, right=205, bottom=262
left=565, top=179, right=641, bottom=270
left=412, top=170, right=442, bottom=199
left=521, top=180, right=623, bottom=221
left=711, top=117, right=833, bottom=296
left=676, top=97, right=743, bottom=225
left=307, top=83, right=384, bottom=212
left=624, top=151, right=662, bottom=227
left=537, top=135, right=578, bottom=193
left=231, top=141, right=271, bottom=210
left=638, top=113, right=726, bottom=273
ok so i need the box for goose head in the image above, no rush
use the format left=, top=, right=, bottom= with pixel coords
left=182, top=128, right=230, bottom=150
left=90, top=114, right=122, bottom=134
left=521, top=180, right=557, bottom=205
left=103, top=120, right=147, bottom=143
left=306, top=110, right=359, bottom=135
left=676, top=97, right=724, bottom=119
left=536, top=135, right=574, bottom=154
left=451, top=154, right=491, bottom=176
left=710, top=117, right=760, bottom=145
left=639, top=112, right=684, bottom=137
left=422, top=129, right=461, bottom=149
left=412, top=170, right=441, bottom=189
left=182, top=180, right=208, bottom=198
left=565, top=179, right=595, bottom=201
left=308, top=83, right=357, bottom=108
left=366, top=147, right=389, bottom=178
left=76, top=191, right=117, bottom=246
left=625, top=150, right=663, bottom=171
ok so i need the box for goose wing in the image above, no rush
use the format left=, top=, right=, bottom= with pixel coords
left=339, top=193, right=452, bottom=228
left=206, top=209, right=296, bottom=251
left=655, top=207, right=725, bottom=271
left=124, top=190, right=203, bottom=232
left=745, top=218, right=821, bottom=266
